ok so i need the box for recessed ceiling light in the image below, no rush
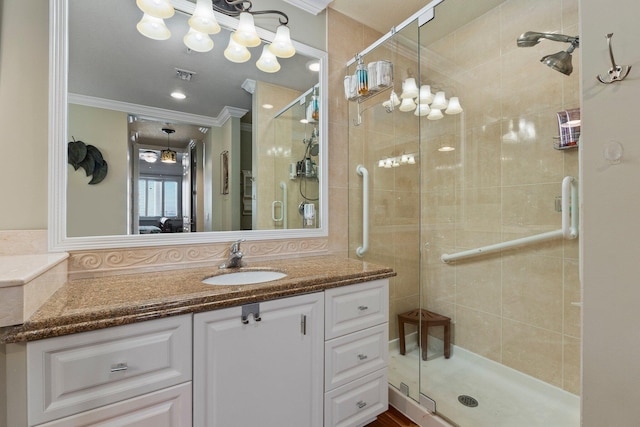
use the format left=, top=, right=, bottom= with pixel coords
left=171, top=91, right=186, bottom=99
left=262, top=103, right=274, bottom=109
left=306, top=60, right=320, bottom=72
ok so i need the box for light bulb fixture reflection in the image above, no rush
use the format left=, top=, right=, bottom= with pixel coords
left=418, top=85, right=434, bottom=104
left=399, top=97, right=417, bottom=112
left=232, top=12, right=261, bottom=47
left=414, top=104, right=431, bottom=116
left=140, top=150, right=158, bottom=163
left=269, top=25, right=295, bottom=58
left=445, top=97, right=463, bottom=114
left=430, top=91, right=448, bottom=110
left=256, top=45, right=281, bottom=73
left=184, top=28, right=214, bottom=52
left=171, top=91, right=186, bottom=99
left=136, top=14, right=171, bottom=40
left=224, top=37, right=251, bottom=63
left=427, top=108, right=444, bottom=120
left=401, top=78, right=419, bottom=99
left=161, top=128, right=177, bottom=164
left=438, top=145, right=455, bottom=152
left=136, top=0, right=174, bottom=19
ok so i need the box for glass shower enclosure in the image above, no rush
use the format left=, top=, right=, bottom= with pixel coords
left=347, top=0, right=581, bottom=426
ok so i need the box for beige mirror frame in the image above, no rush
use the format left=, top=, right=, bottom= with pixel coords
left=48, top=0, right=328, bottom=251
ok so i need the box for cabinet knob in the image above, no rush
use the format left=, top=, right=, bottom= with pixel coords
left=357, top=305, right=368, bottom=311
left=356, top=400, right=367, bottom=409
left=357, top=353, right=368, bottom=361
left=110, top=362, right=128, bottom=373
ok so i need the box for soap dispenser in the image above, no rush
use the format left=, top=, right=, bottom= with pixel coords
left=355, top=56, right=369, bottom=96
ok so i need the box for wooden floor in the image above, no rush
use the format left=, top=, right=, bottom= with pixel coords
left=364, top=406, right=419, bottom=427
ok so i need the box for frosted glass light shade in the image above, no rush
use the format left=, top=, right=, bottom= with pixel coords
left=136, top=0, right=174, bottom=19
left=418, top=85, right=434, bottom=104
left=137, top=14, right=171, bottom=40
left=189, top=0, right=221, bottom=34
left=414, top=103, right=431, bottom=116
left=232, top=12, right=261, bottom=47
left=256, top=45, right=281, bottom=73
left=184, top=28, right=214, bottom=52
left=399, top=97, right=416, bottom=112
left=427, top=108, right=444, bottom=120
left=224, top=37, right=251, bottom=63
left=445, top=97, right=463, bottom=114
left=269, top=25, right=295, bottom=58
left=431, top=91, right=448, bottom=109
left=401, top=78, right=419, bottom=99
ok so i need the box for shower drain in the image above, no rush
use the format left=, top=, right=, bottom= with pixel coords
left=458, top=395, right=479, bottom=407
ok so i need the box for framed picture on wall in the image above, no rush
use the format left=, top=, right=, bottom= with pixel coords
left=220, top=150, right=229, bottom=195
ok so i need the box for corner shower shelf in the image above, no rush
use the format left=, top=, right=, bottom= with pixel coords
left=348, top=85, right=393, bottom=104
left=553, top=136, right=578, bottom=150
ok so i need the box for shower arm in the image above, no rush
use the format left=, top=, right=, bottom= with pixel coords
left=517, top=31, right=579, bottom=47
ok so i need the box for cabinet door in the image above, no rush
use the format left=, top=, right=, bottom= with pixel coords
left=194, top=292, right=324, bottom=427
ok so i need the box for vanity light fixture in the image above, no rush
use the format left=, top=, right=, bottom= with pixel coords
left=135, top=0, right=295, bottom=72
left=161, top=128, right=177, bottom=164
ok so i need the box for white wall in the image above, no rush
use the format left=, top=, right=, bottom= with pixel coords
left=0, top=1, right=49, bottom=230
left=580, top=1, right=640, bottom=425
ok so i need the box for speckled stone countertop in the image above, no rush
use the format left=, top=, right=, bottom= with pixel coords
left=0, top=255, right=395, bottom=344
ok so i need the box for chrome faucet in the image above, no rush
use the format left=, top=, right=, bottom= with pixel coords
left=220, top=239, right=245, bottom=269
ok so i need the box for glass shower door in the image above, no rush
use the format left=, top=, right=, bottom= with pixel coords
left=347, top=20, right=423, bottom=403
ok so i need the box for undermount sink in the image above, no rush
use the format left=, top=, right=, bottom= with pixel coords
left=202, top=270, right=287, bottom=286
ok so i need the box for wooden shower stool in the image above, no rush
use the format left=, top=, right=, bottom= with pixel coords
left=398, top=309, right=451, bottom=361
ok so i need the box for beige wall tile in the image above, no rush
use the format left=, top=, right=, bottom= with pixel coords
left=503, top=319, right=563, bottom=387
left=456, top=257, right=502, bottom=315
left=563, top=258, right=581, bottom=338
left=502, top=253, right=563, bottom=331
left=563, top=336, right=581, bottom=395
left=456, top=306, right=502, bottom=362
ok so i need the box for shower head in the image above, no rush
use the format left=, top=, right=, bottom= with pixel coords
left=541, top=49, right=575, bottom=76
left=517, top=31, right=579, bottom=75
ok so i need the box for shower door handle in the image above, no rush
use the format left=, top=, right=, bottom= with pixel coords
left=356, top=165, right=369, bottom=257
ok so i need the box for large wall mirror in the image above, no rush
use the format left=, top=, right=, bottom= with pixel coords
left=49, top=0, right=328, bottom=251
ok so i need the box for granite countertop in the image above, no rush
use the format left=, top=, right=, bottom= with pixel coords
left=0, top=255, right=395, bottom=344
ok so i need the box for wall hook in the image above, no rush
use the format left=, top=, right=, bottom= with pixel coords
left=597, top=33, right=631, bottom=84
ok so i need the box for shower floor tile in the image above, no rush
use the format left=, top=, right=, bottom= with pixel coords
left=389, top=344, right=580, bottom=427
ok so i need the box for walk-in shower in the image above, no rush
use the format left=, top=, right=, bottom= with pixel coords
left=346, top=0, right=581, bottom=426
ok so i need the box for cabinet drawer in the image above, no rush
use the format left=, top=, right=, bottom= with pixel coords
left=27, top=314, right=192, bottom=426
left=38, top=382, right=192, bottom=427
left=325, top=279, right=389, bottom=340
left=325, top=324, right=388, bottom=391
left=324, top=368, right=388, bottom=427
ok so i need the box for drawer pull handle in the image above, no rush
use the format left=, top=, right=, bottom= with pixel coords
left=110, top=362, right=128, bottom=373
left=357, top=353, right=368, bottom=360
left=356, top=400, right=367, bottom=409
left=358, top=305, right=368, bottom=311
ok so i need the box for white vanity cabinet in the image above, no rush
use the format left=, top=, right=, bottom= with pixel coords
left=193, top=292, right=325, bottom=427
left=16, top=314, right=192, bottom=427
left=324, top=279, right=389, bottom=427
left=5, top=278, right=390, bottom=427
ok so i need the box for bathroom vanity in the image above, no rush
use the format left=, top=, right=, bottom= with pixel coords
left=0, top=256, right=393, bottom=427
